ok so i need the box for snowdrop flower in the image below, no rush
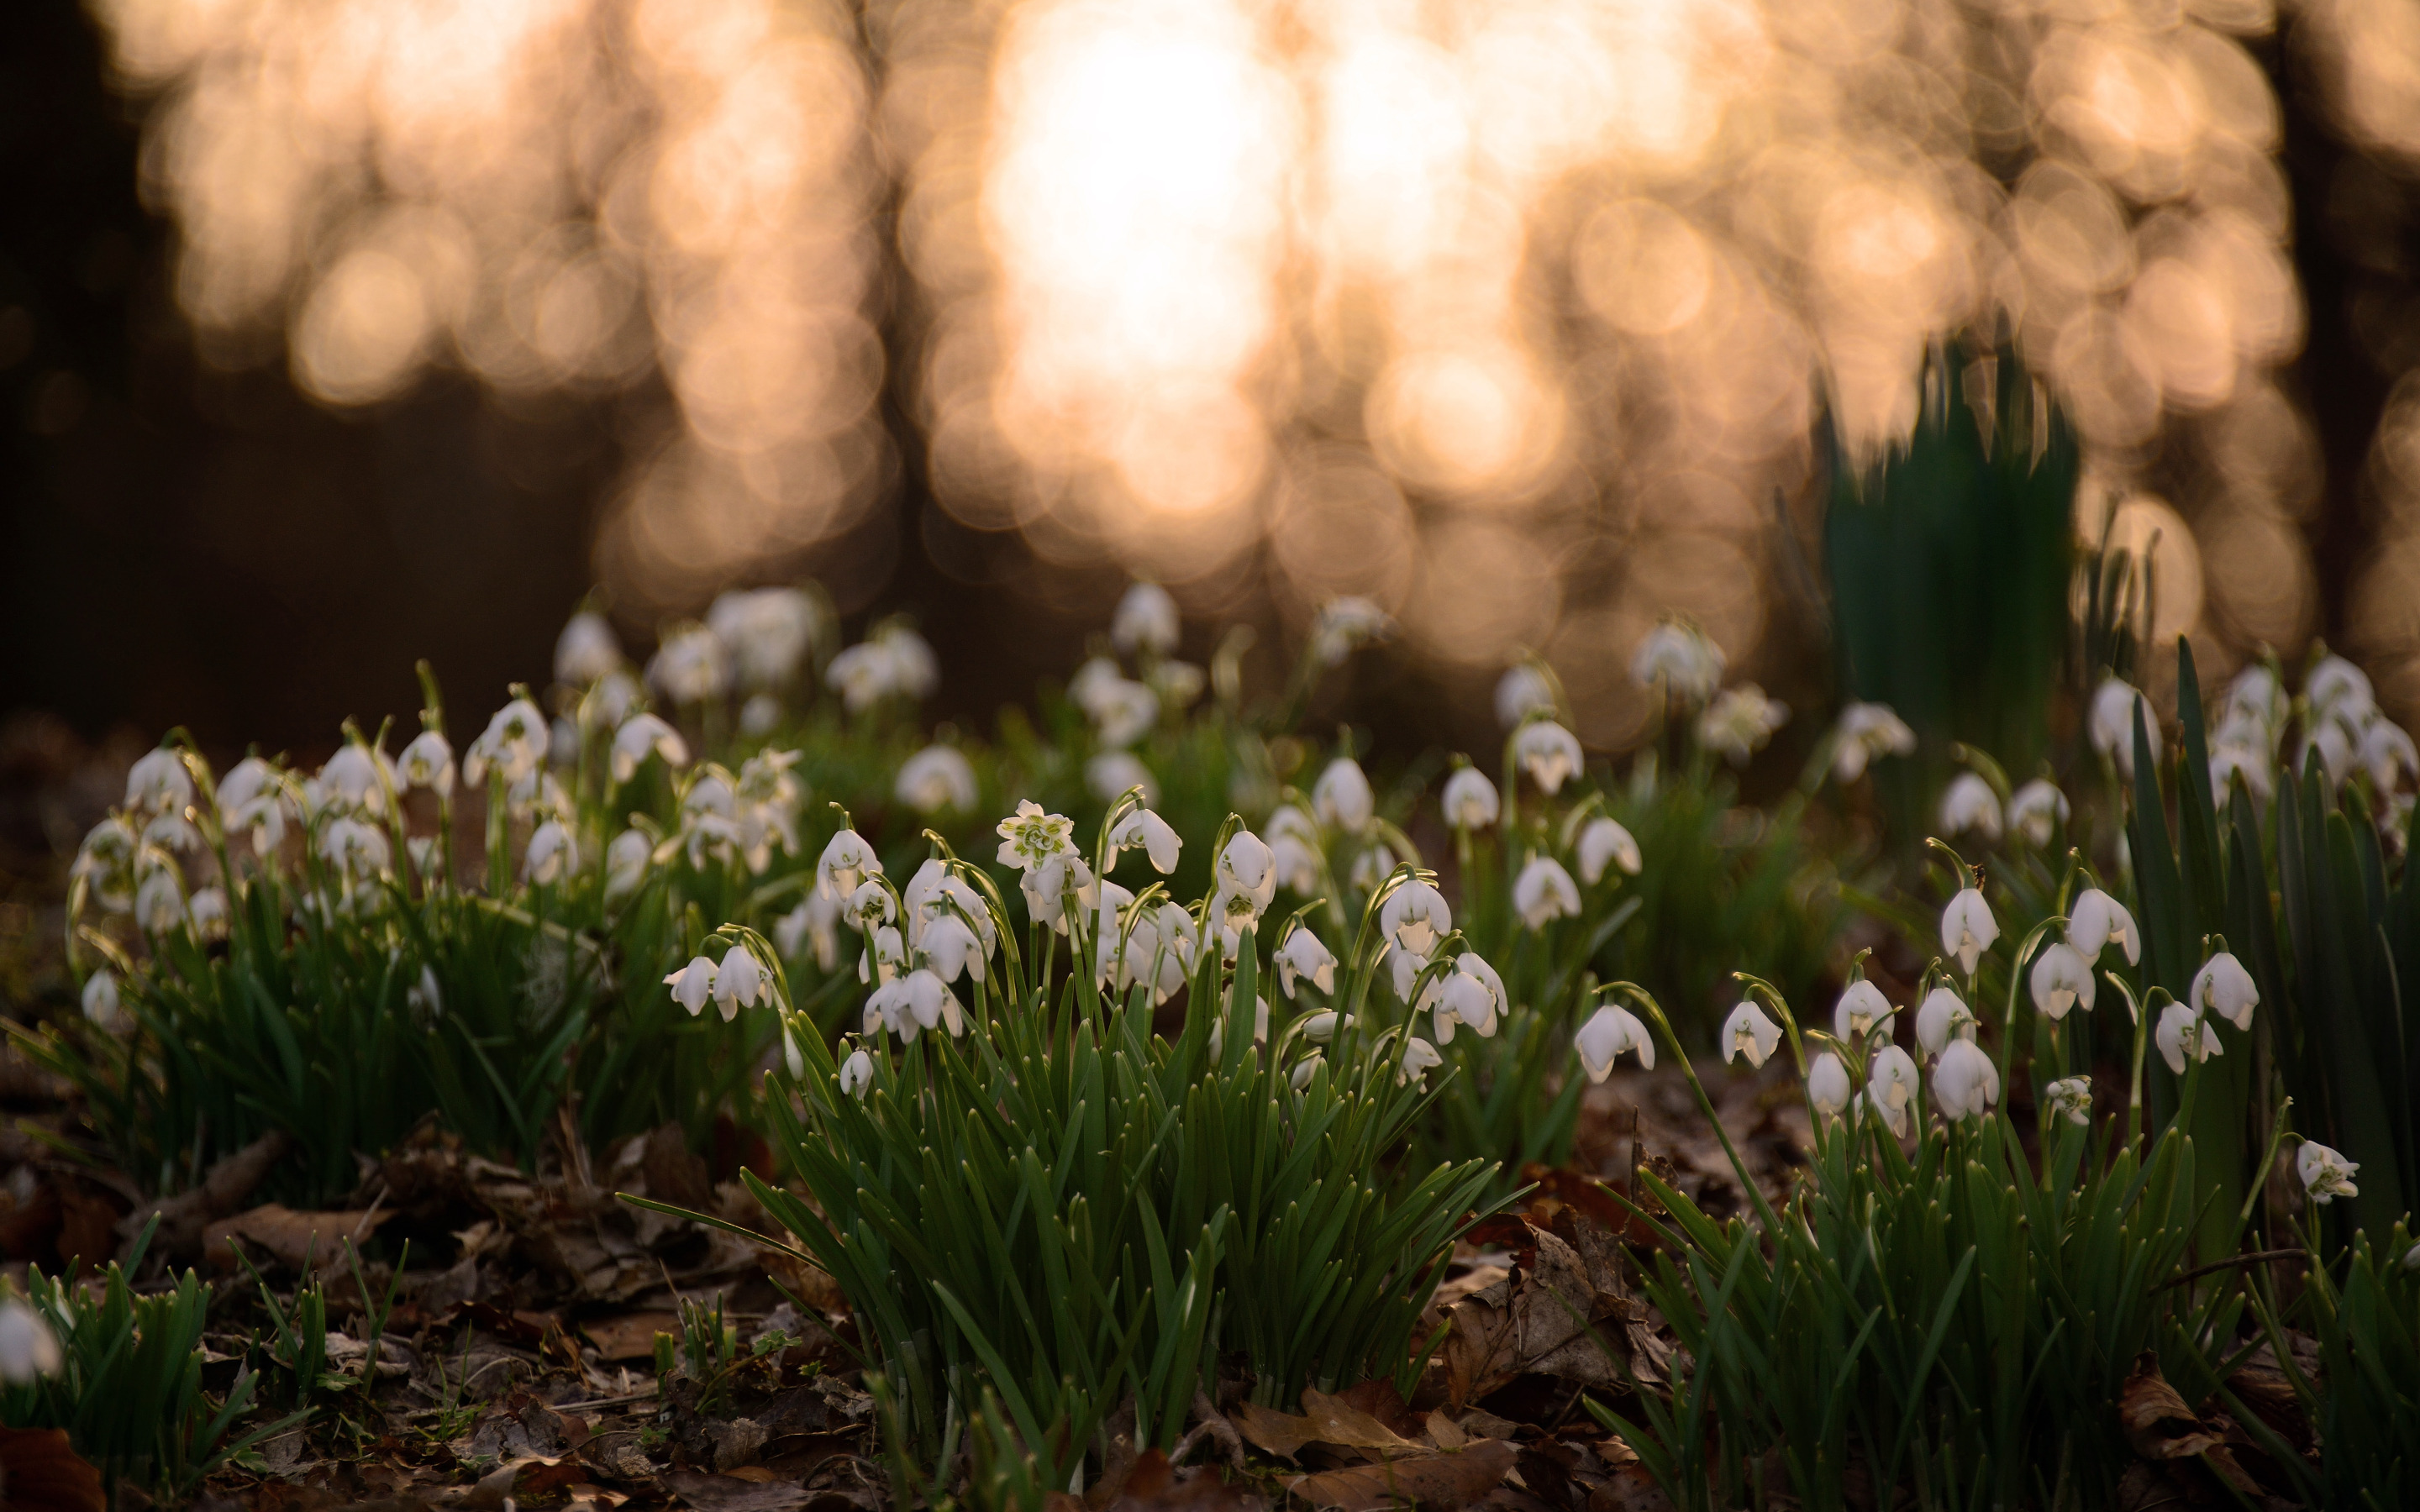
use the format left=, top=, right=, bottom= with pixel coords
left=1023, top=852, right=1100, bottom=935
left=1380, top=877, right=1451, bottom=958
left=314, top=743, right=392, bottom=816
left=896, top=745, right=978, bottom=815
left=464, top=699, right=549, bottom=787
left=2362, top=719, right=2418, bottom=793
left=1300, top=1011, right=1355, bottom=1044
left=1833, top=979, right=1895, bottom=1043
left=2225, top=664, right=2286, bottom=734
left=1496, top=664, right=1557, bottom=729
left=1722, top=1001, right=1781, bottom=1069
left=523, top=821, right=576, bottom=884
left=1938, top=774, right=2002, bottom=842
left=818, top=828, right=884, bottom=899
left=1207, top=991, right=1271, bottom=1061
left=1916, top=986, right=1977, bottom=1055
left=610, top=714, right=689, bottom=783
left=549, top=715, right=582, bottom=768
left=1806, top=1053, right=1853, bottom=1118
left=918, top=913, right=989, bottom=985
left=736, top=692, right=776, bottom=735
left=602, top=829, right=652, bottom=900
left=1309, top=596, right=1395, bottom=666
left=0, top=1299, right=62, bottom=1384
left=82, top=969, right=122, bottom=1030
left=1513, top=855, right=1581, bottom=929
left=824, top=642, right=899, bottom=711
left=318, top=817, right=391, bottom=879
left=845, top=879, right=897, bottom=934
left=1107, top=807, right=1181, bottom=874
left=1420, top=953, right=1507, bottom=1043
left=1112, top=581, right=1181, bottom=657
left=711, top=945, right=765, bottom=1021
left=1217, top=832, right=1279, bottom=916
left=2007, top=780, right=2069, bottom=847
left=2065, top=890, right=2139, bottom=966
left=1313, top=758, right=1376, bottom=833
left=902, top=860, right=995, bottom=949
left=1086, top=752, right=1159, bottom=806
left=2403, top=1242, right=2420, bottom=1272
left=1441, top=767, right=1498, bottom=830
left=996, top=801, right=1076, bottom=872
left=1697, top=686, right=1789, bottom=764
left=1830, top=702, right=1916, bottom=783
left=649, top=625, right=729, bottom=706
left=1111, top=900, right=1196, bottom=1003
left=2296, top=1142, right=2360, bottom=1205
left=1941, top=888, right=1999, bottom=976
left=2089, top=678, right=2162, bottom=778
left=666, top=956, right=718, bottom=1016
left=775, top=894, right=843, bottom=971
left=555, top=609, right=621, bottom=685
left=1628, top=621, right=1725, bottom=703
left=1398, top=1035, right=1444, bottom=1087
left=2307, top=654, right=2374, bottom=724
left=839, top=1047, right=875, bottom=1099
left=71, top=818, right=136, bottom=911
left=2029, top=943, right=2096, bottom=1020
left=1276, top=927, right=1337, bottom=999
left=1511, top=719, right=1585, bottom=797
left=1933, top=1039, right=2000, bottom=1121
left=875, top=624, right=939, bottom=701
left=1267, top=806, right=1321, bottom=893
left=1150, top=659, right=1206, bottom=711
left=1290, top=1055, right=1326, bottom=1091
left=2154, top=1001, right=2223, bottom=1075
left=865, top=969, right=965, bottom=1041
left=860, top=923, right=907, bottom=986
left=1350, top=843, right=1402, bottom=895
left=2190, top=951, right=2260, bottom=1032
left=708, top=587, right=818, bottom=690
left=581, top=668, right=644, bottom=734
left=187, top=885, right=229, bottom=941
left=1088, top=676, right=1160, bottom=748
left=134, top=869, right=184, bottom=934
left=1576, top=1004, right=1655, bottom=1080
left=405, top=963, right=443, bottom=1021
left=216, top=758, right=286, bottom=854
left=1867, top=1047, right=1921, bottom=1137
left=397, top=731, right=456, bottom=799
left=126, top=748, right=194, bottom=815
left=2034, top=1077, right=2091, bottom=1128
left=1577, top=816, right=1641, bottom=883
left=142, top=811, right=203, bottom=858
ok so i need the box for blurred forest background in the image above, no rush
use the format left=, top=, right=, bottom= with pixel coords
left=6, top=0, right=2420, bottom=794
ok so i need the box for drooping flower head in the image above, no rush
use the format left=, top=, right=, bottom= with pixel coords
left=2296, top=1141, right=2360, bottom=1205
left=2089, top=678, right=2162, bottom=779
left=1697, top=686, right=1788, bottom=764
left=2029, top=942, right=2096, bottom=1021
left=1933, top=1039, right=2000, bottom=1121
left=1111, top=581, right=1181, bottom=658
left=1915, top=986, right=1976, bottom=1055
left=1830, top=703, right=1916, bottom=784
left=1107, top=807, right=1182, bottom=874
left=1441, top=767, right=1499, bottom=831
left=1629, top=620, right=1725, bottom=703
left=2066, top=889, right=2139, bottom=966
left=1495, top=663, right=1556, bottom=729
left=1512, top=855, right=1581, bottom=930
left=2006, top=780, right=2069, bottom=847
left=1940, top=887, right=1999, bottom=976
left=610, top=713, right=690, bottom=784
left=2041, top=1076, right=2095, bottom=1127
left=1512, top=719, right=1584, bottom=795
left=1575, top=1003, right=1655, bottom=1080
left=2155, top=1001, right=2223, bottom=1075
left=1722, top=1000, right=1781, bottom=1069
left=1309, top=596, right=1395, bottom=667
left=1833, top=979, right=1895, bottom=1044
left=2190, top=951, right=2259, bottom=1032
left=1938, top=774, right=2002, bottom=842
left=895, top=744, right=979, bottom=815
left=1576, top=816, right=1641, bottom=883
left=996, top=800, right=1076, bottom=872
left=1313, top=758, right=1376, bottom=833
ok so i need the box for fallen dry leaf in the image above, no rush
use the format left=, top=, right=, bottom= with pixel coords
left=1431, top=1218, right=1661, bottom=1409
left=205, top=1202, right=393, bottom=1270
left=659, top=1468, right=812, bottom=1511
left=1094, top=1448, right=1267, bottom=1511
left=1233, top=1402, right=1322, bottom=1463
left=1299, top=1389, right=1426, bottom=1461
left=2119, top=1352, right=2224, bottom=1461
left=583, top=1310, right=681, bottom=1362
left=1284, top=1440, right=1518, bottom=1510
left=0, top=1427, right=105, bottom=1512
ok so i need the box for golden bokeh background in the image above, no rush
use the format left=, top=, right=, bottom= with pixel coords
left=78, top=0, right=2420, bottom=740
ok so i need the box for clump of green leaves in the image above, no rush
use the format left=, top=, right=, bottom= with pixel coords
left=0, top=1219, right=300, bottom=1498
